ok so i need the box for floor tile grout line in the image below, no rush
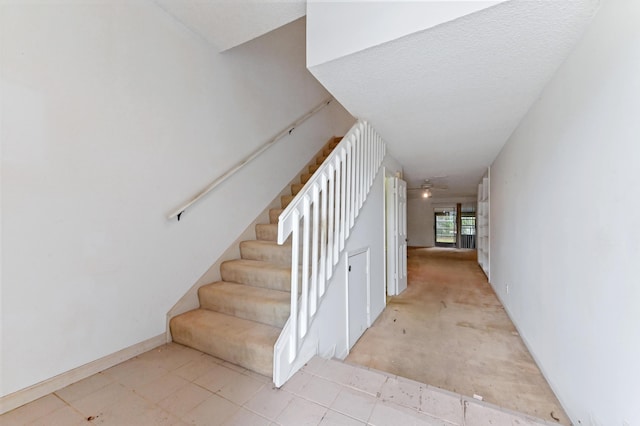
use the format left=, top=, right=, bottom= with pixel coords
left=296, top=368, right=462, bottom=426
left=172, top=369, right=273, bottom=420
left=298, top=360, right=553, bottom=425
left=85, top=361, right=214, bottom=423
left=4, top=343, right=555, bottom=426
left=317, top=356, right=558, bottom=425
left=21, top=393, right=76, bottom=425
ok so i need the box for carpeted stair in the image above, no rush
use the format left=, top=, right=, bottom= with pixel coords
left=170, top=137, right=341, bottom=378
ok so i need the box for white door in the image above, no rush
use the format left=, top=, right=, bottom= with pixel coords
left=348, top=251, right=369, bottom=349
left=396, top=179, right=408, bottom=294
left=386, top=177, right=408, bottom=295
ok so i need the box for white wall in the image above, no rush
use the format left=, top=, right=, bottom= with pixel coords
left=0, top=1, right=352, bottom=397
left=489, top=0, right=640, bottom=424
left=306, top=0, right=504, bottom=67
left=155, top=0, right=306, bottom=52
left=407, top=196, right=476, bottom=247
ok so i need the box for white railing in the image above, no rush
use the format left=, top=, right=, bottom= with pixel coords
left=168, top=97, right=333, bottom=220
left=273, top=120, right=386, bottom=386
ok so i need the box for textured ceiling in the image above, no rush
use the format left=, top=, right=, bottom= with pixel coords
left=307, top=1, right=504, bottom=67
left=309, top=0, right=599, bottom=197
left=154, top=0, right=305, bottom=51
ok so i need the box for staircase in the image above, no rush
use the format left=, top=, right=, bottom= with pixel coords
left=170, top=137, right=342, bottom=378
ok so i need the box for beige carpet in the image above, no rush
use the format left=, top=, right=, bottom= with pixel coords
left=170, top=137, right=341, bottom=377
left=346, top=247, right=570, bottom=425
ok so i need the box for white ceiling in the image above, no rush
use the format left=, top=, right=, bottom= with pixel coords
left=155, top=0, right=599, bottom=198
left=308, top=0, right=599, bottom=197
left=154, top=0, right=305, bottom=51
left=307, top=0, right=505, bottom=67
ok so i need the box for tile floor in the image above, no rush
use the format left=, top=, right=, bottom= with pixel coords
left=1, top=343, right=557, bottom=425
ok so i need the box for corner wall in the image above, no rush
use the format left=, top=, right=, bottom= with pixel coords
left=489, top=0, right=640, bottom=424
left=0, top=2, right=353, bottom=397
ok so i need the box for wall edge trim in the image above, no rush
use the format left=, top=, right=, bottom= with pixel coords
left=490, top=285, right=574, bottom=424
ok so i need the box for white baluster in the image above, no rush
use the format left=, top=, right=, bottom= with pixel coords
left=310, top=184, right=320, bottom=316
left=360, top=130, right=363, bottom=200
left=360, top=135, right=364, bottom=204
left=300, top=197, right=310, bottom=338
left=289, top=209, right=300, bottom=362
left=319, top=175, right=328, bottom=296
left=340, top=148, right=347, bottom=250
left=345, top=140, right=352, bottom=238
left=334, top=155, right=343, bottom=260
left=327, top=164, right=335, bottom=278
left=349, top=137, right=362, bottom=228
left=365, top=129, right=371, bottom=197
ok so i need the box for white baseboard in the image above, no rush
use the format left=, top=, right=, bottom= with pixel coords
left=491, top=289, right=574, bottom=424
left=0, top=333, right=167, bottom=415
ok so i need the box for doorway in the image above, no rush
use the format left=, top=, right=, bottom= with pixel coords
left=385, top=176, right=408, bottom=295
left=460, top=212, right=477, bottom=249
left=434, top=209, right=456, bottom=247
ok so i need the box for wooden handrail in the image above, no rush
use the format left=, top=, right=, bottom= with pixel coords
left=168, top=97, right=334, bottom=220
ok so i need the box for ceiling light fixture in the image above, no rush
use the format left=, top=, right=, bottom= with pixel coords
left=422, top=189, right=431, bottom=198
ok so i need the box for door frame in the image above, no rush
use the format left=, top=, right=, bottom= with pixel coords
left=345, top=247, right=370, bottom=353
left=434, top=210, right=457, bottom=247
left=386, top=176, right=408, bottom=295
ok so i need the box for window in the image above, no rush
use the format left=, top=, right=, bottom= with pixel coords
left=460, top=213, right=476, bottom=249
left=435, top=211, right=456, bottom=245
left=461, top=215, right=476, bottom=235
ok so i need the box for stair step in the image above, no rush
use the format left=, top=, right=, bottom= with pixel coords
left=255, top=223, right=277, bottom=241
left=291, top=183, right=304, bottom=195
left=269, top=208, right=283, bottom=224
left=281, top=194, right=294, bottom=208
left=170, top=137, right=347, bottom=380
left=221, top=259, right=291, bottom=292
left=170, top=309, right=278, bottom=377
left=199, top=282, right=290, bottom=328
left=240, top=240, right=291, bottom=266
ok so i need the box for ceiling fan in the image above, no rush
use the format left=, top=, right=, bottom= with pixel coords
left=407, top=178, right=448, bottom=198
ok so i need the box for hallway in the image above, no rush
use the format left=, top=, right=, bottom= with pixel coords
left=346, top=248, right=569, bottom=424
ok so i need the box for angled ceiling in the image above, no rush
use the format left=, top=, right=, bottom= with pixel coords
left=154, top=0, right=305, bottom=51
left=307, top=0, right=505, bottom=67
left=154, top=0, right=600, bottom=198
left=308, top=0, right=600, bottom=197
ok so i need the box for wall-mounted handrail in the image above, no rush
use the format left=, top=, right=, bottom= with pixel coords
left=273, top=120, right=386, bottom=387
left=168, top=97, right=334, bottom=220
